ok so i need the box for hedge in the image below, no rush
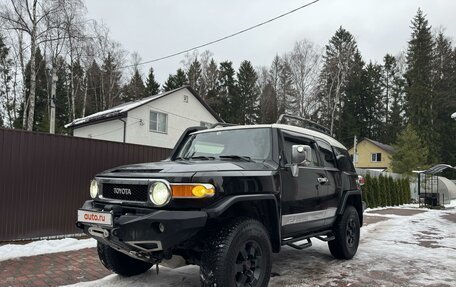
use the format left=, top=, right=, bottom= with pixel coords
left=361, top=174, right=411, bottom=209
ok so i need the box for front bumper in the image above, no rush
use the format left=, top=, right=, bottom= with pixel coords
left=77, top=200, right=207, bottom=259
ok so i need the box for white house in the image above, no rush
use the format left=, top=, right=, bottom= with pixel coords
left=65, top=86, right=223, bottom=149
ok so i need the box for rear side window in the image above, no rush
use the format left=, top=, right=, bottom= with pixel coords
left=317, top=140, right=336, bottom=168
left=334, top=147, right=356, bottom=172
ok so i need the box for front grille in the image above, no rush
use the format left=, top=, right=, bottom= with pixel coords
left=102, top=183, right=148, bottom=202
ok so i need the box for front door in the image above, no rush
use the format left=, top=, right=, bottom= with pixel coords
left=280, top=131, right=328, bottom=237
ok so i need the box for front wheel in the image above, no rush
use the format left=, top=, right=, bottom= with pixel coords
left=200, top=218, right=272, bottom=287
left=97, top=242, right=153, bottom=277
left=328, top=205, right=360, bottom=259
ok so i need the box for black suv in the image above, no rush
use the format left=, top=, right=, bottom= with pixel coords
left=77, top=115, right=365, bottom=287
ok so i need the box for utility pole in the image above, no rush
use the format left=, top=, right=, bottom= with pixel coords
left=49, top=70, right=58, bottom=134
left=353, top=135, right=357, bottom=166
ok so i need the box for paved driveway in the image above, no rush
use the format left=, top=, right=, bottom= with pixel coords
left=1, top=207, right=455, bottom=287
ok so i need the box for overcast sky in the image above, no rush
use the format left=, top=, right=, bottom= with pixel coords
left=85, top=0, right=456, bottom=83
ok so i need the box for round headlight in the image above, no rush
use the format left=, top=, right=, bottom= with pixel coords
left=90, top=180, right=99, bottom=199
left=149, top=181, right=171, bottom=206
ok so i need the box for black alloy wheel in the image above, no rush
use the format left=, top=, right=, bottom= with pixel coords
left=234, top=241, right=266, bottom=286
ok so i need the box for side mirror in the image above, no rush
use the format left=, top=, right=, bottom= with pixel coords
left=291, top=145, right=313, bottom=166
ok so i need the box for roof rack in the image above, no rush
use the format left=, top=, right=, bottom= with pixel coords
left=276, top=114, right=332, bottom=136
left=209, top=122, right=238, bottom=129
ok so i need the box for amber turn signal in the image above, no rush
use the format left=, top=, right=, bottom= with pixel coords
left=171, top=184, right=215, bottom=198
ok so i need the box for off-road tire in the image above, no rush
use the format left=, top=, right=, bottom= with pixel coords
left=97, top=242, right=153, bottom=277
left=328, top=205, right=360, bottom=259
left=200, top=218, right=272, bottom=287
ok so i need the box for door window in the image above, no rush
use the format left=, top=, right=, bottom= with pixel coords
left=282, top=131, right=319, bottom=167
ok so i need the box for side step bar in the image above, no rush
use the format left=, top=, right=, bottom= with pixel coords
left=287, top=238, right=312, bottom=250
left=282, top=230, right=334, bottom=250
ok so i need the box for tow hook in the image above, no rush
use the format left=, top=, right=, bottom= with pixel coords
left=88, top=226, right=110, bottom=238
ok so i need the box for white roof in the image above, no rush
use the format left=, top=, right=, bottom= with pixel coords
left=65, top=94, right=163, bottom=128
left=65, top=86, right=223, bottom=128
left=193, top=124, right=346, bottom=149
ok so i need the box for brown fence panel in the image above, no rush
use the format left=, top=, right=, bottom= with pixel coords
left=0, top=128, right=171, bottom=241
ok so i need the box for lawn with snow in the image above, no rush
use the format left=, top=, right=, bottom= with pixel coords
left=63, top=206, right=456, bottom=287
left=0, top=238, right=96, bottom=262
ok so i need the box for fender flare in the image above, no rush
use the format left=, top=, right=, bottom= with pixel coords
left=336, top=190, right=364, bottom=225
left=203, top=194, right=281, bottom=252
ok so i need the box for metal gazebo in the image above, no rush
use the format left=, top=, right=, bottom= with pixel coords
left=413, top=164, right=456, bottom=207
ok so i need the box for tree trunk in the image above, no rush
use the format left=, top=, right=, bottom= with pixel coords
left=18, top=32, right=28, bottom=129
left=82, top=75, right=88, bottom=117
left=26, top=3, right=38, bottom=131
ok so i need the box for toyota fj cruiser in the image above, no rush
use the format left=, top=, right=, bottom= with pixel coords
left=77, top=114, right=365, bottom=287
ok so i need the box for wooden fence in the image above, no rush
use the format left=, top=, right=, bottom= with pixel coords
left=0, top=128, right=171, bottom=241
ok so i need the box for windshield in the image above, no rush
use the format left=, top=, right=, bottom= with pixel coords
left=177, top=128, right=272, bottom=161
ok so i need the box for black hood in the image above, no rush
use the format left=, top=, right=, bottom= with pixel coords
left=99, top=159, right=277, bottom=177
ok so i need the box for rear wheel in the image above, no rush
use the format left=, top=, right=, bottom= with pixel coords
left=328, top=205, right=360, bottom=259
left=200, top=218, right=272, bottom=287
left=97, top=242, right=153, bottom=277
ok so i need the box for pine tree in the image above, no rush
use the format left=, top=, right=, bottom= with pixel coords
left=433, top=33, right=456, bottom=166
left=85, top=60, right=103, bottom=116
left=365, top=174, right=376, bottom=208
left=379, top=175, right=387, bottom=207
left=237, top=60, right=259, bottom=124
left=101, top=53, right=122, bottom=109
left=405, top=9, right=436, bottom=163
left=363, top=62, right=384, bottom=140
left=278, top=60, right=295, bottom=115
left=397, top=179, right=404, bottom=205
left=391, top=124, right=429, bottom=174
left=122, top=69, right=145, bottom=102
left=390, top=177, right=397, bottom=206
left=339, top=51, right=364, bottom=146
left=317, top=27, right=358, bottom=137
left=374, top=176, right=382, bottom=208
left=144, top=67, right=160, bottom=96
left=205, top=59, right=220, bottom=112
left=381, top=54, right=405, bottom=144
left=406, top=178, right=411, bottom=203
left=218, top=61, right=238, bottom=123
left=268, top=55, right=281, bottom=114
left=163, top=68, right=188, bottom=91
left=69, top=60, right=85, bottom=121
left=16, top=48, right=48, bottom=131
left=259, top=82, right=278, bottom=124
left=54, top=57, right=70, bottom=134
left=187, top=58, right=203, bottom=96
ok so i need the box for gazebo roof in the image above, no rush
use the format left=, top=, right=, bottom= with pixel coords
left=413, top=164, right=455, bottom=175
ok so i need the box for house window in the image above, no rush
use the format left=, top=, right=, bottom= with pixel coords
left=150, top=110, right=167, bottom=133
left=371, top=153, right=382, bottom=162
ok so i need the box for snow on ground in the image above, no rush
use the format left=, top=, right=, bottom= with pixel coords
left=64, top=206, right=456, bottom=287
left=0, top=238, right=96, bottom=262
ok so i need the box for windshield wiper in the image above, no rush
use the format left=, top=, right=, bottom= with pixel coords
left=188, top=156, right=216, bottom=160
left=219, top=155, right=252, bottom=162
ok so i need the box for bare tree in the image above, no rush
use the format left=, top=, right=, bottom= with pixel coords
left=1, top=29, right=25, bottom=126
left=284, top=40, right=322, bottom=119
left=60, top=0, right=86, bottom=122
left=0, top=0, right=62, bottom=130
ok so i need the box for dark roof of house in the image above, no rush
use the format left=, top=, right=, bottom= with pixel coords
left=65, top=86, right=223, bottom=129
left=363, top=138, right=395, bottom=154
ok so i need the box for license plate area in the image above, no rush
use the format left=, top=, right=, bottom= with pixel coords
left=78, top=209, right=113, bottom=226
